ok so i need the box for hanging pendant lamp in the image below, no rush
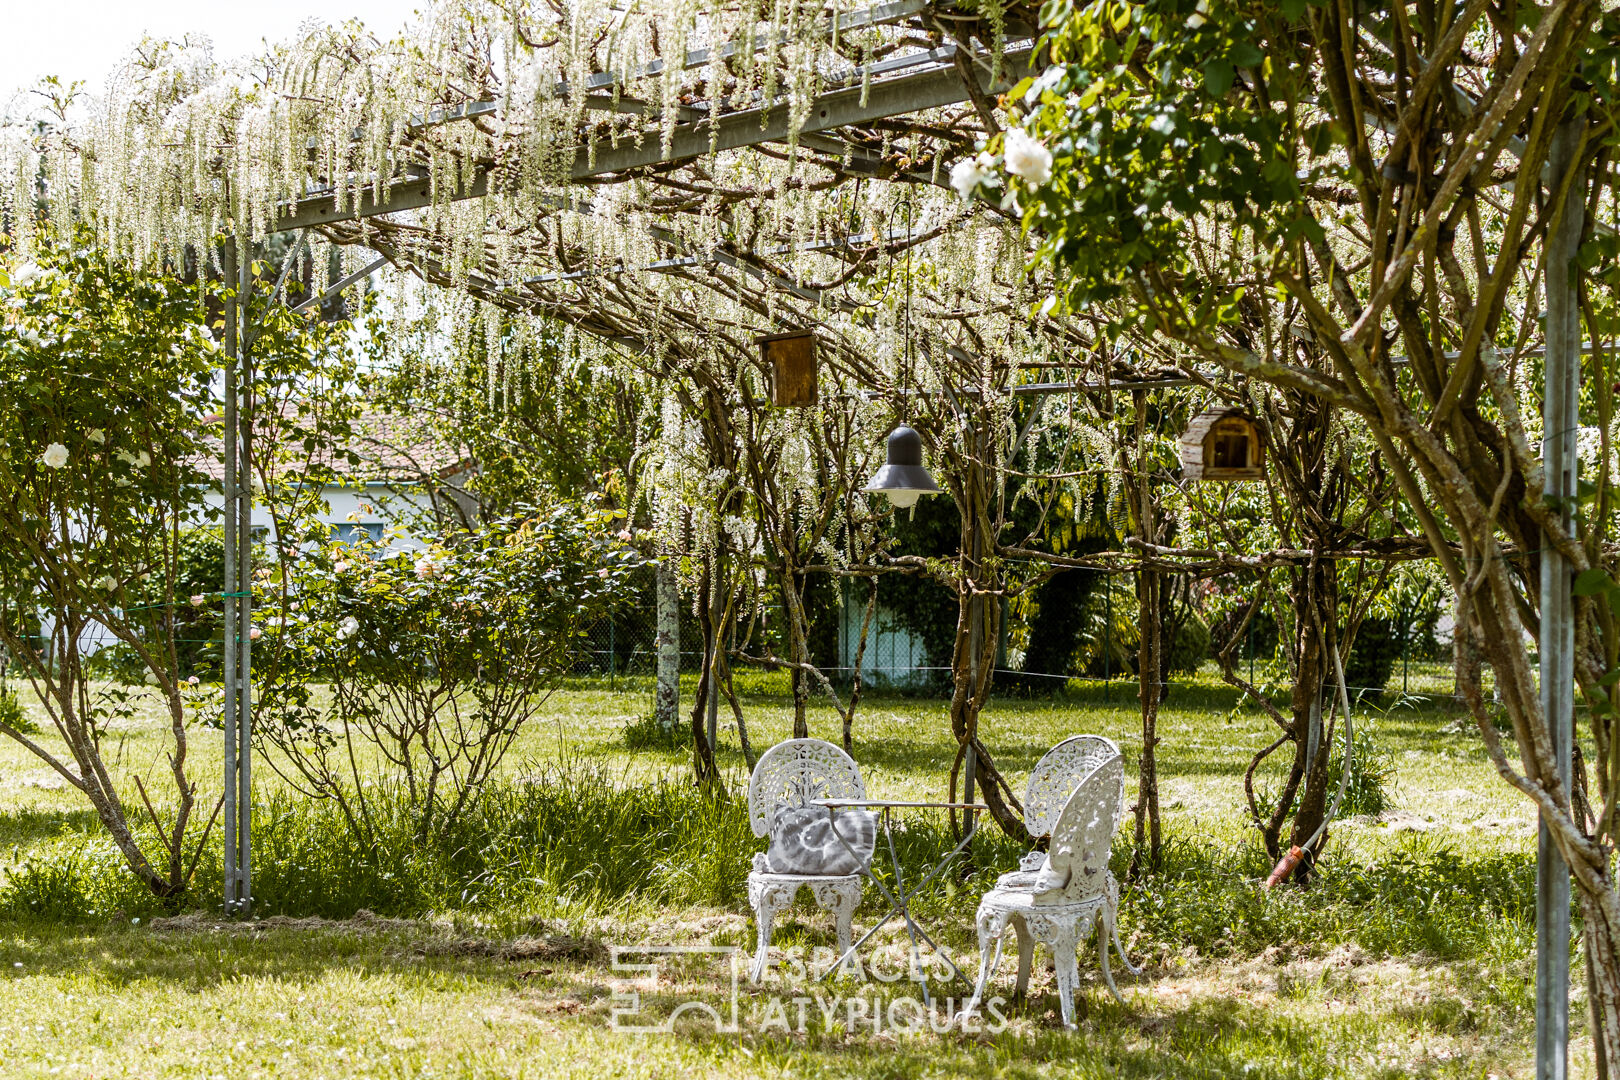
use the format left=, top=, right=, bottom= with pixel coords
left=866, top=196, right=939, bottom=510
left=864, top=424, right=939, bottom=510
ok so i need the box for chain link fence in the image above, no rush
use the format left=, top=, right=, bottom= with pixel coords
left=576, top=590, right=1475, bottom=703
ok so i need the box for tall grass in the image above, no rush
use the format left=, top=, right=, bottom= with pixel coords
left=0, top=763, right=1535, bottom=972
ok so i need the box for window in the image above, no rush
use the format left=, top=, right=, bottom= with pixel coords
left=332, top=523, right=384, bottom=544
left=1209, top=422, right=1251, bottom=470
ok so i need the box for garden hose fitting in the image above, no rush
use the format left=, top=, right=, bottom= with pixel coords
left=1264, top=846, right=1306, bottom=889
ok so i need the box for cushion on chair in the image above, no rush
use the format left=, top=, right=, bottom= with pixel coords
left=763, top=806, right=878, bottom=876
left=1030, top=853, right=1071, bottom=902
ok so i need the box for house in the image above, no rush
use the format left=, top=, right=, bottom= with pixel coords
left=47, top=412, right=477, bottom=658
left=197, top=409, right=480, bottom=552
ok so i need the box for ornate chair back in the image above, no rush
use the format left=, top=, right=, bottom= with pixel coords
left=1023, top=735, right=1121, bottom=839
left=747, top=738, right=867, bottom=839
left=1041, top=753, right=1127, bottom=904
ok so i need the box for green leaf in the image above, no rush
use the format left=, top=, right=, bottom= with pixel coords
left=1575, top=568, right=1613, bottom=596
left=1231, top=41, right=1264, bottom=68
left=1203, top=59, right=1235, bottom=97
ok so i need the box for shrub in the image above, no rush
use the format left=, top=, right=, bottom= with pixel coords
left=1166, top=615, right=1212, bottom=675
left=623, top=711, right=680, bottom=751
left=1330, top=722, right=1397, bottom=817
left=1344, top=618, right=1402, bottom=698
left=257, top=502, right=640, bottom=849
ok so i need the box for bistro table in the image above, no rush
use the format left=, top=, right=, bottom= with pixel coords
left=814, top=798, right=990, bottom=1005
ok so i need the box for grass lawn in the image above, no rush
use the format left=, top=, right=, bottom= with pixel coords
left=0, top=665, right=1570, bottom=1078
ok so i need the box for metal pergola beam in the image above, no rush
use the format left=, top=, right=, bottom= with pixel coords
left=273, top=45, right=1031, bottom=232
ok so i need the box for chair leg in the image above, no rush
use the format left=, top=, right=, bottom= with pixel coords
left=1098, top=913, right=1124, bottom=1005
left=962, top=912, right=998, bottom=1022
left=750, top=879, right=796, bottom=986
left=750, top=901, right=774, bottom=986
left=1109, top=905, right=1143, bottom=975
left=1014, top=919, right=1035, bottom=999
left=1052, top=936, right=1080, bottom=1030
left=811, top=879, right=861, bottom=975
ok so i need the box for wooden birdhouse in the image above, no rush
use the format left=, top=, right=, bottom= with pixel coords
left=1178, top=409, right=1264, bottom=481
left=756, top=330, right=818, bottom=407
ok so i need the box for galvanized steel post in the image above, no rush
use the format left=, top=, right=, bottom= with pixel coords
left=1537, top=118, right=1584, bottom=1080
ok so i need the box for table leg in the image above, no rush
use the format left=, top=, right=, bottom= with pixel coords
left=815, top=805, right=978, bottom=990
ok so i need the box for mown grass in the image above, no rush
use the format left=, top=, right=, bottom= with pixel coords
left=0, top=665, right=1566, bottom=1077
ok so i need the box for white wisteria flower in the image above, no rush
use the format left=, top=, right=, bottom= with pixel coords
left=336, top=616, right=360, bottom=640
left=40, top=443, right=69, bottom=469
left=1003, top=129, right=1053, bottom=186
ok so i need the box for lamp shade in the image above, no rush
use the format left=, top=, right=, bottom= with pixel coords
left=863, top=425, right=940, bottom=509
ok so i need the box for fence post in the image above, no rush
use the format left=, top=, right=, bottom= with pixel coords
left=1247, top=611, right=1254, bottom=689
left=1103, top=578, right=1111, bottom=705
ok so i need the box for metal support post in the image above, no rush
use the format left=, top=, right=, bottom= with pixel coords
left=222, top=235, right=255, bottom=916
left=235, top=240, right=255, bottom=915
left=1537, top=117, right=1583, bottom=1080
left=221, top=243, right=239, bottom=913
left=707, top=552, right=721, bottom=757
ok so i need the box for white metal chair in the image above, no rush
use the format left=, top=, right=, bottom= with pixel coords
left=962, top=749, right=1140, bottom=1027
left=745, top=738, right=866, bottom=984
left=997, top=735, right=1123, bottom=890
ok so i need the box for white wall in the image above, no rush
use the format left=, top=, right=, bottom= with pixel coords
left=837, top=593, right=933, bottom=688
left=51, top=481, right=445, bottom=657
left=198, top=480, right=441, bottom=553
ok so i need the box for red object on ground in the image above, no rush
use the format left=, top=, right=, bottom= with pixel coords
left=1264, top=846, right=1306, bottom=889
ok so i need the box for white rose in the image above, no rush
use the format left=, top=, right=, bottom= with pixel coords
left=1188, top=0, right=1209, bottom=27
left=950, top=158, right=989, bottom=202
left=9, top=262, right=40, bottom=289
left=86, top=429, right=105, bottom=445
left=40, top=443, right=68, bottom=469
left=190, top=594, right=206, bottom=607
left=414, top=557, right=441, bottom=581
left=1003, top=128, right=1053, bottom=186
left=95, top=575, right=118, bottom=591
left=336, top=616, right=360, bottom=640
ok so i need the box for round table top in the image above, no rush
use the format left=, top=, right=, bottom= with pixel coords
left=813, top=798, right=990, bottom=811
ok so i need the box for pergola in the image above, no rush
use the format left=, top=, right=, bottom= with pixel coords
left=1, top=1, right=1590, bottom=1071
left=12, top=0, right=1096, bottom=915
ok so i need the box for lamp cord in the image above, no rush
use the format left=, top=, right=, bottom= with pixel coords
left=903, top=195, right=913, bottom=423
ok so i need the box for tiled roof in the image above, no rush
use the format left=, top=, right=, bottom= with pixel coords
left=195, top=408, right=474, bottom=485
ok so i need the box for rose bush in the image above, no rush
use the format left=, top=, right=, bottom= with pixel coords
left=256, top=501, right=641, bottom=849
